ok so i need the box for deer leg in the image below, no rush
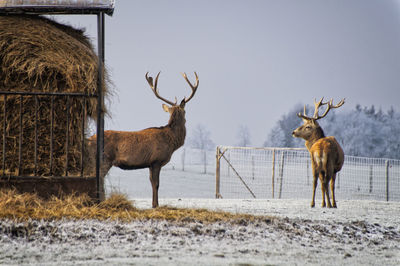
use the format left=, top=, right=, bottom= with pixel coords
left=319, top=173, right=326, bottom=208
left=149, top=164, right=161, bottom=208
left=331, top=173, right=337, bottom=208
left=98, top=160, right=113, bottom=201
left=311, top=172, right=318, bottom=208
left=325, top=177, right=332, bottom=208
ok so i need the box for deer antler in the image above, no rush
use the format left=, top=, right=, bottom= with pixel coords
left=182, top=72, right=199, bottom=103
left=298, top=97, right=345, bottom=121
left=145, top=72, right=177, bottom=106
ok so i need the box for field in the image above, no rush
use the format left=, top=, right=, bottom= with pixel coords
left=1, top=167, right=399, bottom=265
left=0, top=198, right=399, bottom=265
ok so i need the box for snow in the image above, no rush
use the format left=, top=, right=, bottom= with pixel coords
left=1, top=198, right=399, bottom=265
left=1, top=168, right=399, bottom=265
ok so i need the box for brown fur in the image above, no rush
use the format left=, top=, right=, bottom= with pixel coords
left=87, top=72, right=198, bottom=208
left=88, top=102, right=187, bottom=208
left=292, top=99, right=345, bottom=208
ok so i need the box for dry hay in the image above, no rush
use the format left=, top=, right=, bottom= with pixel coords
left=0, top=189, right=269, bottom=224
left=0, top=15, right=111, bottom=176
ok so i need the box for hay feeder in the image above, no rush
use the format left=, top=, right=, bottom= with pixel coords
left=0, top=1, right=115, bottom=200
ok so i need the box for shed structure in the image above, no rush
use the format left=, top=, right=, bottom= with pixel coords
left=0, top=0, right=114, bottom=200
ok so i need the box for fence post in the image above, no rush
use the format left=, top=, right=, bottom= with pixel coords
left=278, top=151, right=285, bottom=199
left=252, top=155, right=255, bottom=180
left=369, top=165, right=373, bottom=193
left=203, top=149, right=207, bottom=174
left=215, top=146, right=221, bottom=198
left=227, top=152, right=230, bottom=177
left=306, top=158, right=310, bottom=186
left=385, top=160, right=389, bottom=201
left=181, top=147, right=185, bottom=171
left=271, top=149, right=275, bottom=198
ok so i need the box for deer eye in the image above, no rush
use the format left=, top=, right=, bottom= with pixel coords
left=305, top=126, right=312, bottom=130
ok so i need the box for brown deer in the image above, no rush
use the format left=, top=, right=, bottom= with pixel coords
left=292, top=98, right=345, bottom=208
left=88, top=72, right=198, bottom=208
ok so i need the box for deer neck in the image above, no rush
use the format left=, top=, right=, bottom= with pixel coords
left=305, top=126, right=325, bottom=151
left=167, top=111, right=186, bottom=149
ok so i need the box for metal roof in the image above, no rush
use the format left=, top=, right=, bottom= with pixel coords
left=0, top=0, right=115, bottom=16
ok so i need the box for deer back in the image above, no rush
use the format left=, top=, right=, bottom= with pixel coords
left=309, top=136, right=344, bottom=174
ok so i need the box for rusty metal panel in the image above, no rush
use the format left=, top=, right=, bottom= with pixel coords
left=0, top=0, right=115, bottom=15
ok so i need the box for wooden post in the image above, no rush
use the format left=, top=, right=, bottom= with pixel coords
left=271, top=149, right=275, bottom=198
left=203, top=149, right=207, bottom=174
left=306, top=158, right=310, bottom=186
left=385, top=160, right=389, bottom=201
left=227, top=153, right=231, bottom=177
left=252, top=155, right=255, bottom=180
left=181, top=147, right=185, bottom=171
left=369, top=165, right=373, bottom=193
left=278, top=151, right=285, bottom=199
left=215, top=146, right=221, bottom=198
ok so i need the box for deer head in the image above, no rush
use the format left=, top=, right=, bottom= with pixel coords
left=145, top=72, right=198, bottom=124
left=292, top=98, right=345, bottom=142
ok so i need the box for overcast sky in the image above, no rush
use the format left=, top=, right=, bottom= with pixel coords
left=53, top=0, right=400, bottom=147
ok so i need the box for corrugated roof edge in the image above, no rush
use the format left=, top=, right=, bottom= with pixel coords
left=0, top=2, right=115, bottom=16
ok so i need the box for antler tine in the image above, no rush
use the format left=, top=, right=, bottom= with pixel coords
left=314, top=98, right=345, bottom=120
left=331, top=98, right=345, bottom=108
left=182, top=72, right=199, bottom=103
left=145, top=72, right=154, bottom=88
left=145, top=72, right=177, bottom=106
left=312, top=97, right=329, bottom=118
left=297, top=104, right=312, bottom=120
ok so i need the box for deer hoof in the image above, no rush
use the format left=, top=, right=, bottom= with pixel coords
left=310, top=202, right=315, bottom=208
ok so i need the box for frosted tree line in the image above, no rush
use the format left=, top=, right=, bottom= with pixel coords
left=264, top=104, right=400, bottom=160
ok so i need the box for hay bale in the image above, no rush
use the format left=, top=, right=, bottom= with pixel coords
left=0, top=15, right=110, bottom=177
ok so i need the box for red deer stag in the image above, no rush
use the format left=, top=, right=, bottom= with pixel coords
left=292, top=98, right=345, bottom=208
left=88, top=72, right=198, bottom=208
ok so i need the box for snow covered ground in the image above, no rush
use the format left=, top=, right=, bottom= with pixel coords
left=1, top=198, right=399, bottom=265
left=1, top=167, right=399, bottom=265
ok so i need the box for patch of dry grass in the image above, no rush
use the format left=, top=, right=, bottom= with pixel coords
left=0, top=189, right=270, bottom=224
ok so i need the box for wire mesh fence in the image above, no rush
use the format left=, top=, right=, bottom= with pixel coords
left=216, top=146, right=400, bottom=202
left=165, top=146, right=216, bottom=175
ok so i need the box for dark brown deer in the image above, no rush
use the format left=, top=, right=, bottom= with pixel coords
left=292, top=98, right=345, bottom=208
left=88, top=72, right=198, bottom=208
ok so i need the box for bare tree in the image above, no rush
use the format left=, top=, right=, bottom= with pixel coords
left=188, top=124, right=214, bottom=173
left=236, top=124, right=251, bottom=147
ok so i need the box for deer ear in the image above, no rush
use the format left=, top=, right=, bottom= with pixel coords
left=162, top=104, right=170, bottom=113
left=179, top=99, right=186, bottom=108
